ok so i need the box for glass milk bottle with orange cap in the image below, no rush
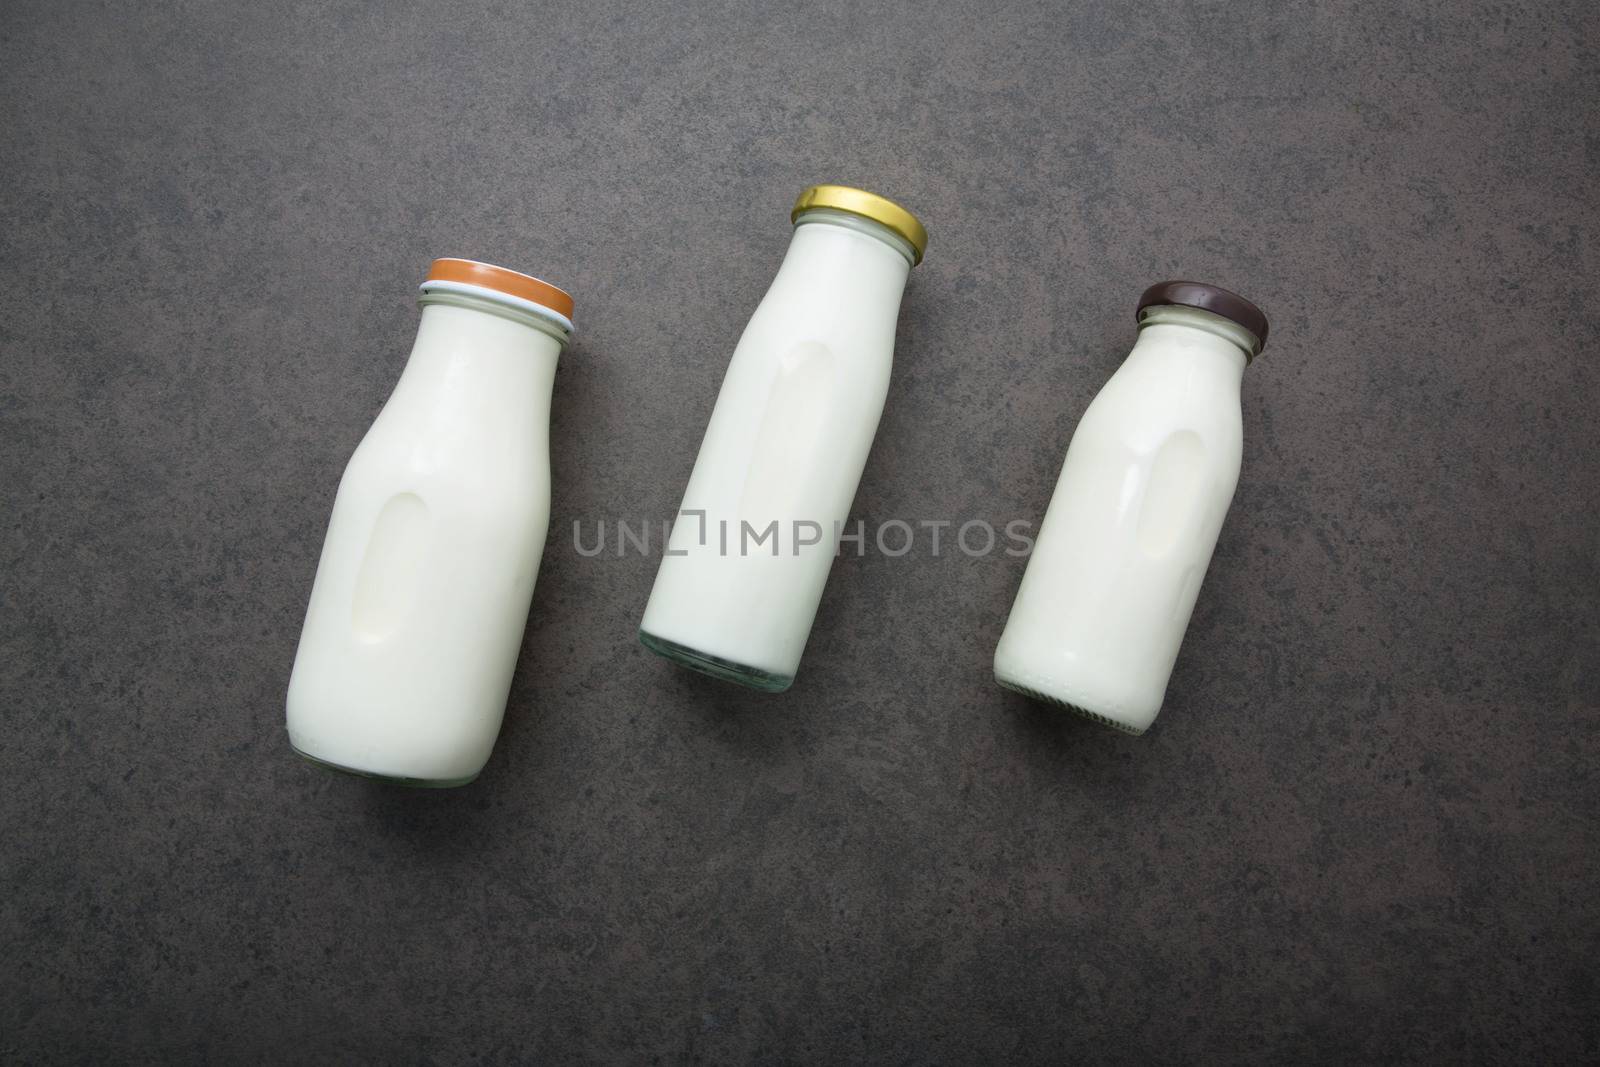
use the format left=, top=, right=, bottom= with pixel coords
left=994, top=281, right=1269, bottom=735
left=286, top=259, right=575, bottom=785
left=639, top=184, right=927, bottom=691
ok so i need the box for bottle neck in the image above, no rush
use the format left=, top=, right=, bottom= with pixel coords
left=418, top=289, right=570, bottom=346
left=771, top=209, right=913, bottom=319
left=1129, top=305, right=1252, bottom=386
left=392, top=297, right=562, bottom=424
left=794, top=207, right=918, bottom=267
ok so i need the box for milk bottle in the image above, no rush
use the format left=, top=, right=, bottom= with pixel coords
left=994, top=282, right=1269, bottom=734
left=287, top=258, right=574, bottom=784
left=640, top=185, right=927, bottom=691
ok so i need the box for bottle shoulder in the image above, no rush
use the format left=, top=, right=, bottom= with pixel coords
left=1075, top=360, right=1242, bottom=465
left=727, top=301, right=896, bottom=396
left=743, top=292, right=899, bottom=353
left=343, top=414, right=549, bottom=496
left=1093, top=355, right=1241, bottom=422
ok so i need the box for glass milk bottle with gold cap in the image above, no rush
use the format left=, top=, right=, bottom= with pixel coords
left=287, top=259, right=575, bottom=785
left=994, top=282, right=1269, bottom=735
left=640, top=185, right=927, bottom=691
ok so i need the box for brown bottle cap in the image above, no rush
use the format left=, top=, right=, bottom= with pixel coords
left=1137, top=281, right=1268, bottom=355
left=425, top=258, right=574, bottom=321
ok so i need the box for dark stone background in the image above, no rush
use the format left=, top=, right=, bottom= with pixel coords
left=3, top=0, right=1596, bottom=1062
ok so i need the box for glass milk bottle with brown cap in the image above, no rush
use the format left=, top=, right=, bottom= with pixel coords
left=287, top=259, right=575, bottom=785
left=639, top=185, right=927, bottom=691
left=994, top=282, right=1269, bottom=734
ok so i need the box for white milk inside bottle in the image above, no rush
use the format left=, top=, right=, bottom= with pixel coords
left=286, top=259, right=575, bottom=785
left=639, top=185, right=927, bottom=691
left=994, top=281, right=1269, bottom=734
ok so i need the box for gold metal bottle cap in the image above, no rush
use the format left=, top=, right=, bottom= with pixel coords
left=791, top=185, right=928, bottom=265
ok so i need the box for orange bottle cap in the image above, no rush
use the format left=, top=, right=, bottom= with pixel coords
left=424, top=258, right=574, bottom=321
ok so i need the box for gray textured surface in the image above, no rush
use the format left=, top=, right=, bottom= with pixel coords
left=3, top=0, right=1598, bottom=1062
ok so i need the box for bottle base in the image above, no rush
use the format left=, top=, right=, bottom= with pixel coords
left=638, top=629, right=794, bottom=693
left=994, top=676, right=1149, bottom=736
left=290, top=743, right=481, bottom=788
